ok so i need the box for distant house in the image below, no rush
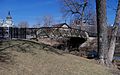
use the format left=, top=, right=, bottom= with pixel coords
left=52, top=23, right=71, bottom=31
left=52, top=23, right=70, bottom=28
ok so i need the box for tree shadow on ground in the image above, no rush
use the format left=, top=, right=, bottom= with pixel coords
left=0, top=39, right=63, bottom=58
left=21, top=40, right=63, bottom=55
left=0, top=39, right=63, bottom=64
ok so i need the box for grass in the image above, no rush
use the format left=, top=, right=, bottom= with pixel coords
left=0, top=40, right=112, bottom=75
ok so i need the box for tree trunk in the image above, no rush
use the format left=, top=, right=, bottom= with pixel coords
left=108, top=0, right=120, bottom=62
left=96, top=0, right=109, bottom=65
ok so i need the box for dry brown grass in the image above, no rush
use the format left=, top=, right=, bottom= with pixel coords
left=0, top=40, right=112, bottom=75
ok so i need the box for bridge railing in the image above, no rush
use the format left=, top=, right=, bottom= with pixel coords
left=37, top=27, right=89, bottom=39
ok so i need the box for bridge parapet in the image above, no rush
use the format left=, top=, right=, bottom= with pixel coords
left=37, top=27, right=89, bottom=40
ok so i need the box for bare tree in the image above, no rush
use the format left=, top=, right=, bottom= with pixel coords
left=108, top=0, right=120, bottom=62
left=61, top=0, right=88, bottom=18
left=33, top=17, right=42, bottom=28
left=69, top=12, right=97, bottom=32
left=96, top=0, right=109, bottom=65
left=69, top=18, right=81, bottom=29
left=18, top=21, right=29, bottom=28
left=43, top=15, right=54, bottom=27
left=96, top=0, right=120, bottom=66
left=61, top=0, right=94, bottom=30
left=33, top=23, right=41, bottom=28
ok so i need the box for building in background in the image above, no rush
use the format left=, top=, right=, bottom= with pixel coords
left=0, top=11, right=14, bottom=39
left=0, top=11, right=14, bottom=27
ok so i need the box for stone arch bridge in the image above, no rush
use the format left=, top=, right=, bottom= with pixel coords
left=36, top=27, right=89, bottom=51
left=0, top=27, right=89, bottom=51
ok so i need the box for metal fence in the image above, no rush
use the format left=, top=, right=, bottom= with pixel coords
left=0, top=27, right=27, bottom=39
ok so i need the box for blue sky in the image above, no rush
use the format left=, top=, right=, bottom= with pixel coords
left=0, top=0, right=63, bottom=26
left=107, top=0, right=118, bottom=25
left=0, top=0, right=118, bottom=26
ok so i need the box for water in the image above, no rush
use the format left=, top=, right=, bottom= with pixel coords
left=113, top=56, right=120, bottom=60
